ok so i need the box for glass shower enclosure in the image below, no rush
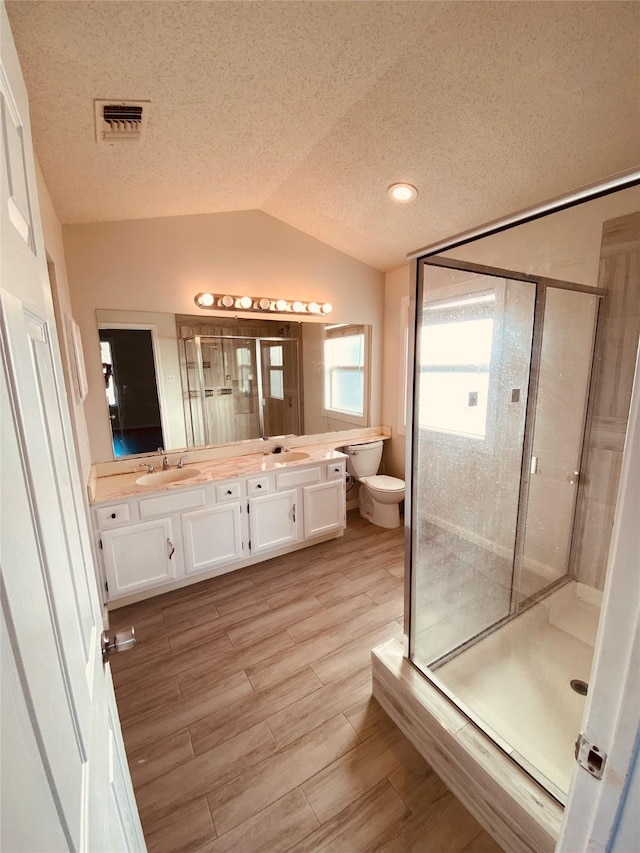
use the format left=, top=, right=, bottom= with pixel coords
left=410, top=258, right=602, bottom=800
left=182, top=334, right=302, bottom=446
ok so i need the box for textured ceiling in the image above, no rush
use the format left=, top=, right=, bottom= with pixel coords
left=6, top=0, right=640, bottom=271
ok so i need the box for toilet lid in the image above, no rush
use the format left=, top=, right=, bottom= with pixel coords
left=360, top=475, right=405, bottom=492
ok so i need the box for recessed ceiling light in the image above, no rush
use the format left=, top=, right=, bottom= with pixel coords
left=388, top=183, right=418, bottom=203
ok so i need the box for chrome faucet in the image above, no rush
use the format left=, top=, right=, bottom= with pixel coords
left=139, top=463, right=155, bottom=474
left=177, top=455, right=188, bottom=469
left=162, top=456, right=170, bottom=471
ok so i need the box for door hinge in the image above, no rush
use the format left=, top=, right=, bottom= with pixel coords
left=575, top=733, right=607, bottom=780
left=247, top=503, right=250, bottom=513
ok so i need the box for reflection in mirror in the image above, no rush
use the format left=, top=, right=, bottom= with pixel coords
left=96, top=310, right=372, bottom=458
left=99, top=327, right=164, bottom=456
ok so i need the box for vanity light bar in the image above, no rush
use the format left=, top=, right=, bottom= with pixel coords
left=194, top=293, right=333, bottom=315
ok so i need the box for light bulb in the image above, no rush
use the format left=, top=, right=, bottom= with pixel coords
left=275, top=299, right=288, bottom=312
left=292, top=301, right=304, bottom=313
left=321, top=302, right=333, bottom=315
left=258, top=298, right=271, bottom=310
left=195, top=292, right=215, bottom=308
left=308, top=301, right=320, bottom=314
left=388, top=183, right=418, bottom=203
left=239, top=296, right=252, bottom=309
left=220, top=295, right=234, bottom=308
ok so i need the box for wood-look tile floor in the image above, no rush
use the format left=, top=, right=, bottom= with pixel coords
left=110, top=513, right=503, bottom=853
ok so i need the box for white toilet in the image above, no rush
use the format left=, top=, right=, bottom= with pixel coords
left=344, top=441, right=405, bottom=529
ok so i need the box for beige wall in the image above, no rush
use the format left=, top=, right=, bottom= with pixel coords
left=381, top=264, right=411, bottom=478
left=62, top=210, right=384, bottom=463
left=35, top=159, right=93, bottom=480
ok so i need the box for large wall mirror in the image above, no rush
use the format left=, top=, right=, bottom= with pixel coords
left=97, top=309, right=373, bottom=459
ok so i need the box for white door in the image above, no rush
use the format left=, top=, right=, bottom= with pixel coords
left=303, top=480, right=345, bottom=538
left=182, top=502, right=243, bottom=575
left=102, top=517, right=179, bottom=597
left=249, top=489, right=299, bottom=554
left=559, top=344, right=640, bottom=852
left=0, top=11, right=145, bottom=852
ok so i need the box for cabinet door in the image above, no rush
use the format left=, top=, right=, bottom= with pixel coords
left=182, top=503, right=243, bottom=576
left=303, top=480, right=346, bottom=539
left=101, top=517, right=178, bottom=598
left=249, top=489, right=299, bottom=554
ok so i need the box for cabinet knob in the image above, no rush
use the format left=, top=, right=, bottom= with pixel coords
left=257, top=484, right=262, bottom=489
left=111, top=512, right=116, bottom=519
left=227, top=489, right=232, bottom=495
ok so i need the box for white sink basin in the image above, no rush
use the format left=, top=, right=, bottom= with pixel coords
left=136, top=468, right=201, bottom=486
left=262, top=450, right=310, bottom=466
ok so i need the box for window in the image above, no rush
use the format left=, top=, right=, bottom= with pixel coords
left=419, top=293, right=495, bottom=439
left=323, top=324, right=368, bottom=422
left=264, top=344, right=284, bottom=399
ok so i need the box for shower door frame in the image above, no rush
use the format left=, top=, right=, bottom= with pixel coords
left=402, top=169, right=640, bottom=810
left=409, top=256, right=606, bottom=673
left=182, top=333, right=302, bottom=445
left=398, top=170, right=640, bottom=840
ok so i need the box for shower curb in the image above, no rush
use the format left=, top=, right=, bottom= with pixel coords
left=371, top=639, right=563, bottom=853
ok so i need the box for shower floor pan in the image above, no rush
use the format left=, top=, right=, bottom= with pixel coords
left=437, top=581, right=602, bottom=799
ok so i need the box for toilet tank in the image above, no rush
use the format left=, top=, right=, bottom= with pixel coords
left=344, top=440, right=383, bottom=479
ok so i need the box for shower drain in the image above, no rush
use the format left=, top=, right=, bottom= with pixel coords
left=570, top=679, right=588, bottom=696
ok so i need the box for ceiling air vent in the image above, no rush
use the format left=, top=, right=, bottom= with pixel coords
left=94, top=100, right=150, bottom=145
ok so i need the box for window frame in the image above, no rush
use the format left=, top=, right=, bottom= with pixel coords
left=417, top=278, right=505, bottom=450
left=322, top=323, right=371, bottom=426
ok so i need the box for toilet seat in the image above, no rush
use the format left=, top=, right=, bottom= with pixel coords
left=360, top=474, right=405, bottom=493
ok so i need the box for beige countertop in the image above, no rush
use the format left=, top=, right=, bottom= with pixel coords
left=92, top=444, right=350, bottom=505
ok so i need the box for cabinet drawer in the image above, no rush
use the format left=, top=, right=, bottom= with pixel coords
left=95, top=503, right=131, bottom=529
left=276, top=466, right=321, bottom=489
left=215, top=481, right=241, bottom=502
left=326, top=461, right=346, bottom=480
left=139, top=488, right=205, bottom=519
left=247, top=475, right=271, bottom=495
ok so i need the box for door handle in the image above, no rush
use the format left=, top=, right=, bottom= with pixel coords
left=101, top=627, right=136, bottom=663
left=167, top=538, right=175, bottom=559
left=291, top=503, right=296, bottom=523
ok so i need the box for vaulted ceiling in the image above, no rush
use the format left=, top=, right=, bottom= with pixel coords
left=7, top=1, right=640, bottom=270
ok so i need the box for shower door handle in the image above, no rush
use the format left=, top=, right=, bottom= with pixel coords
left=567, top=471, right=580, bottom=485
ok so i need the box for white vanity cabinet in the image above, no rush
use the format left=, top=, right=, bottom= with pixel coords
left=93, top=454, right=346, bottom=605
left=303, top=479, right=345, bottom=538
left=181, top=502, right=244, bottom=575
left=249, top=488, right=299, bottom=554
left=101, top=517, right=180, bottom=597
